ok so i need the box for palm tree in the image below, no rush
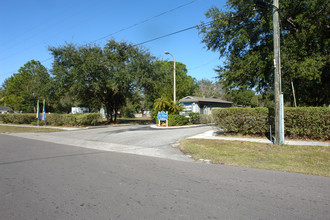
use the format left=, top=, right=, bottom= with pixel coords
left=154, top=96, right=183, bottom=114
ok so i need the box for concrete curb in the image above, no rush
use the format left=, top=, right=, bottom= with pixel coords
left=150, top=124, right=207, bottom=129
left=188, top=130, right=330, bottom=147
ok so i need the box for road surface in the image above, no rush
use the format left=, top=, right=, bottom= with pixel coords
left=0, top=126, right=329, bottom=219
left=8, top=125, right=213, bottom=161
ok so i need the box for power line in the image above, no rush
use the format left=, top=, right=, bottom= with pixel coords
left=134, top=22, right=211, bottom=46
left=0, top=21, right=210, bottom=79
left=93, top=0, right=198, bottom=43
left=188, top=58, right=219, bottom=71
left=0, top=1, right=205, bottom=80
left=0, top=0, right=198, bottom=62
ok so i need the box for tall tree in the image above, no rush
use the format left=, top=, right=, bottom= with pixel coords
left=194, top=79, right=225, bottom=98
left=0, top=88, right=5, bottom=106
left=49, top=40, right=154, bottom=121
left=199, top=0, right=329, bottom=106
left=144, top=60, right=197, bottom=109
left=226, top=89, right=256, bottom=107
left=3, top=60, right=51, bottom=112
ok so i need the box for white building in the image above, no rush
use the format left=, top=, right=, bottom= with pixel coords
left=179, top=96, right=233, bottom=115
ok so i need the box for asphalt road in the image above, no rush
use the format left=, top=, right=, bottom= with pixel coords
left=8, top=125, right=214, bottom=161
left=1, top=127, right=330, bottom=219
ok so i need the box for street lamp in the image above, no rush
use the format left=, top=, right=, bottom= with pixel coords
left=164, top=51, right=176, bottom=103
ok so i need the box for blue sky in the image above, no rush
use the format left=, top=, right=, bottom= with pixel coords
left=0, top=0, right=227, bottom=86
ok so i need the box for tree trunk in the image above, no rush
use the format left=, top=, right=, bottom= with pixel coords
left=114, top=111, right=117, bottom=122
left=105, top=105, right=113, bottom=122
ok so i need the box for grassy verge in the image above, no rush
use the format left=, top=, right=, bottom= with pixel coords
left=179, top=139, right=330, bottom=177
left=0, top=125, right=63, bottom=133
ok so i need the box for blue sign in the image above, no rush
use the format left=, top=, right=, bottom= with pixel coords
left=158, top=111, right=168, bottom=121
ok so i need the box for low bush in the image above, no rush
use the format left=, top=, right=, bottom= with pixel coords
left=189, top=112, right=200, bottom=124
left=75, top=113, right=103, bottom=126
left=212, top=108, right=269, bottom=135
left=284, top=107, right=329, bottom=140
left=212, top=107, right=330, bottom=140
left=123, top=109, right=135, bottom=118
left=46, top=114, right=76, bottom=126
left=168, top=114, right=189, bottom=126
left=0, top=113, right=102, bottom=127
left=200, top=114, right=213, bottom=124
left=0, top=113, right=36, bottom=124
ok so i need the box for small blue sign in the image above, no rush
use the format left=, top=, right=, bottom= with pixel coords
left=158, top=111, right=168, bottom=121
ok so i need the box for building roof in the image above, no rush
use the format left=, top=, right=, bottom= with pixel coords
left=0, top=106, right=13, bottom=112
left=179, top=96, right=233, bottom=104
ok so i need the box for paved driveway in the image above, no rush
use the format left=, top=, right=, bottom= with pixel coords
left=8, top=124, right=213, bottom=161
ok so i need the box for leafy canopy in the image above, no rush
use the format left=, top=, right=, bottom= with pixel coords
left=199, top=0, right=329, bottom=106
left=3, top=60, right=51, bottom=112
left=49, top=40, right=154, bottom=121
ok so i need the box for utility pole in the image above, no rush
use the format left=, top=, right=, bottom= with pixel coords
left=273, top=0, right=283, bottom=145
left=254, top=0, right=284, bottom=145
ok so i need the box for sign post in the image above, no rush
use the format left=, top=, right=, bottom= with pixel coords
left=157, top=111, right=169, bottom=127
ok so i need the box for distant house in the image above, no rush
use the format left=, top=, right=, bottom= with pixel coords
left=179, top=96, right=233, bottom=115
left=0, top=106, right=13, bottom=114
left=71, top=107, right=90, bottom=114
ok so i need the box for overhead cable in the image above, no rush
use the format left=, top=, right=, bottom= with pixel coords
left=93, top=0, right=198, bottom=43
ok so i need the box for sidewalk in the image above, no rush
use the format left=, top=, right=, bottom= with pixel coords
left=188, top=130, right=330, bottom=147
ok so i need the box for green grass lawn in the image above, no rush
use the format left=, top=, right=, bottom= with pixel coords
left=0, top=125, right=63, bottom=133
left=179, top=139, right=330, bottom=177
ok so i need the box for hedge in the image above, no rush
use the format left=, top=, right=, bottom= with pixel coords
left=284, top=107, right=329, bottom=140
left=200, top=114, right=213, bottom=124
left=168, top=114, right=189, bottom=126
left=188, top=112, right=200, bottom=124
left=212, top=107, right=330, bottom=140
left=0, top=113, right=102, bottom=127
left=212, top=108, right=269, bottom=136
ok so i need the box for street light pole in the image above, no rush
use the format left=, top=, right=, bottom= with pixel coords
left=164, top=51, right=176, bottom=103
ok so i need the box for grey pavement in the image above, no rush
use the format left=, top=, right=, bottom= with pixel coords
left=3, top=123, right=329, bottom=165
left=1, top=134, right=329, bottom=220
left=7, top=124, right=213, bottom=162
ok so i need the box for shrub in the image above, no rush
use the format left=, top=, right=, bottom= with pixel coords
left=0, top=113, right=36, bottom=124
left=168, top=114, right=189, bottom=126
left=44, top=114, right=74, bottom=126
left=0, top=113, right=102, bottom=127
left=200, top=114, right=213, bottom=124
left=212, top=108, right=268, bottom=135
left=75, top=113, right=102, bottom=126
left=284, top=107, right=329, bottom=140
left=123, top=109, right=135, bottom=118
left=189, top=112, right=200, bottom=124
left=212, top=107, right=330, bottom=140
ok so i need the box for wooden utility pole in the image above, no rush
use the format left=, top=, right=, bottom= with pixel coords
left=273, top=0, right=283, bottom=145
